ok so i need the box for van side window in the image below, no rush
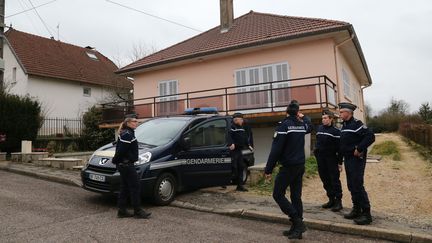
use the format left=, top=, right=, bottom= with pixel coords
left=188, top=119, right=227, bottom=148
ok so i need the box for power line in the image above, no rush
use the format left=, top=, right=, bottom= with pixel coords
left=105, top=0, right=202, bottom=33
left=6, top=0, right=58, bottom=18
left=27, top=0, right=54, bottom=37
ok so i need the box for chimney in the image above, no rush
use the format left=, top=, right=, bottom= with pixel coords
left=220, top=0, right=234, bottom=33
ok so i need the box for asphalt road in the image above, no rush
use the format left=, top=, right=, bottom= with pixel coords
left=0, top=171, right=392, bottom=243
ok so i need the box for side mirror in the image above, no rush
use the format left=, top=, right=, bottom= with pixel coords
left=180, top=136, right=191, bottom=150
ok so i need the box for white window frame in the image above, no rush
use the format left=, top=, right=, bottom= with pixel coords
left=86, top=52, right=98, bottom=60
left=342, top=68, right=352, bottom=100
left=158, top=80, right=178, bottom=113
left=12, top=67, right=17, bottom=84
left=83, top=87, right=91, bottom=97
left=234, top=62, right=290, bottom=109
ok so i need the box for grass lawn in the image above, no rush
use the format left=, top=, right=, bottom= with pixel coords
left=250, top=156, right=318, bottom=195
left=370, top=140, right=401, bottom=161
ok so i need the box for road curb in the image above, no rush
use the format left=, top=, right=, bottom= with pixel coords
left=172, top=200, right=432, bottom=243
left=0, top=164, right=82, bottom=188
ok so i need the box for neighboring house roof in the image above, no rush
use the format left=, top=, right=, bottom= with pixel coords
left=118, top=11, right=354, bottom=71
left=5, top=28, right=131, bottom=89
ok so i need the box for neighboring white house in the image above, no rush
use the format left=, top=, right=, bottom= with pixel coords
left=3, top=28, right=131, bottom=119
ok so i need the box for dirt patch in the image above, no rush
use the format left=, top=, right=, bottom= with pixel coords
left=302, top=133, right=432, bottom=227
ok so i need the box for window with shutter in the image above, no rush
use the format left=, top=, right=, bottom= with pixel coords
left=158, top=80, right=178, bottom=114
left=234, top=62, right=290, bottom=109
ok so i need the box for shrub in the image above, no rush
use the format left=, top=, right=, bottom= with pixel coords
left=66, top=141, right=79, bottom=152
left=0, top=92, right=43, bottom=153
left=371, top=140, right=401, bottom=161
left=82, top=106, right=115, bottom=150
left=305, top=156, right=318, bottom=177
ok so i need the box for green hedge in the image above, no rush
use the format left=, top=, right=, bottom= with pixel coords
left=81, top=106, right=115, bottom=150
left=0, top=92, right=43, bottom=152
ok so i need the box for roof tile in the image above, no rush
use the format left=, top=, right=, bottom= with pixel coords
left=5, top=28, right=131, bottom=89
left=118, top=11, right=349, bottom=73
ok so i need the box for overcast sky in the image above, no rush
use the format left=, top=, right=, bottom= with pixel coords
left=5, top=0, right=432, bottom=113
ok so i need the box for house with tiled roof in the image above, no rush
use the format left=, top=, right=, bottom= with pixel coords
left=3, top=28, right=131, bottom=119
left=108, top=0, right=373, bottom=163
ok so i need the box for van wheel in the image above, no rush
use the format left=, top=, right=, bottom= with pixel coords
left=153, top=173, right=177, bottom=206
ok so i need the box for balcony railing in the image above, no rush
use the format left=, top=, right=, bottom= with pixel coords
left=101, top=75, right=337, bottom=123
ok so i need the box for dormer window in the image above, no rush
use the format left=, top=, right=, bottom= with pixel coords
left=86, top=52, right=98, bottom=60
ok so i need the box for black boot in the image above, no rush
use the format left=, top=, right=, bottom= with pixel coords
left=331, top=199, right=343, bottom=212
left=134, top=208, right=151, bottom=219
left=287, top=218, right=306, bottom=239
left=321, top=198, right=335, bottom=209
left=236, top=185, right=248, bottom=192
left=117, top=208, right=134, bottom=218
left=344, top=206, right=361, bottom=219
left=354, top=208, right=372, bottom=225
left=283, top=218, right=307, bottom=236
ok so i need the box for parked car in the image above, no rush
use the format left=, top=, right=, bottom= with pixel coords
left=81, top=108, right=255, bottom=205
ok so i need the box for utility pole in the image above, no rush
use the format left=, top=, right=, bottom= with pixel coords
left=0, top=0, right=5, bottom=91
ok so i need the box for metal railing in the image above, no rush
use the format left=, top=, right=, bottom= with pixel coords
left=38, top=117, right=83, bottom=137
left=101, top=75, right=338, bottom=123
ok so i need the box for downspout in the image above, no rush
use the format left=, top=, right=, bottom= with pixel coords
left=361, top=83, right=371, bottom=122
left=333, top=33, right=355, bottom=105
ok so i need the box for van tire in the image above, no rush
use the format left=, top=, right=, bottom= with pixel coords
left=153, top=173, right=177, bottom=206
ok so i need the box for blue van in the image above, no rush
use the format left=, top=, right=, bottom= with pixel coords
left=81, top=108, right=255, bottom=205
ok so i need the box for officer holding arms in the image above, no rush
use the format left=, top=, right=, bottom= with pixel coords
left=228, top=112, right=253, bottom=192
left=339, top=102, right=375, bottom=225
left=314, top=109, right=343, bottom=212
left=112, top=115, right=151, bottom=219
left=264, top=100, right=313, bottom=239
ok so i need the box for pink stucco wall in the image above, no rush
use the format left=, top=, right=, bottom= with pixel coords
left=132, top=37, right=366, bottom=120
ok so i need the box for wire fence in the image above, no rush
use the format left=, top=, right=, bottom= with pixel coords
left=38, top=117, right=83, bottom=137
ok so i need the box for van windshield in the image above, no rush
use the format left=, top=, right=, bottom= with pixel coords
left=135, top=118, right=188, bottom=146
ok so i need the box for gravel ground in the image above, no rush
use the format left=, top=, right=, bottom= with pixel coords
left=302, top=133, right=432, bottom=228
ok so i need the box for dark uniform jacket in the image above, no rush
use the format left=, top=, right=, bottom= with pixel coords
left=315, top=124, right=343, bottom=164
left=112, top=127, right=138, bottom=165
left=340, top=117, right=375, bottom=156
left=265, top=115, right=313, bottom=174
left=228, top=123, right=250, bottom=150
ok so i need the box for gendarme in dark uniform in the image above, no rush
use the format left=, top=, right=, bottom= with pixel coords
left=112, top=115, right=151, bottom=219
left=227, top=113, right=252, bottom=192
left=265, top=101, right=312, bottom=239
left=339, top=102, right=375, bottom=225
left=314, top=110, right=343, bottom=212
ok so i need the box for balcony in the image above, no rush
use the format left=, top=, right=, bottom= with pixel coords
left=100, top=75, right=337, bottom=124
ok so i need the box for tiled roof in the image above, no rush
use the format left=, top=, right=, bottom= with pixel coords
left=118, top=11, right=350, bottom=73
left=5, top=28, right=131, bottom=89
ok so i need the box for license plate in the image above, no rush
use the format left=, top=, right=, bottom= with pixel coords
left=89, top=174, right=105, bottom=182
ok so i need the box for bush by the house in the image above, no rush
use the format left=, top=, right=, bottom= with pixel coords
left=0, top=91, right=43, bottom=153
left=82, top=106, right=115, bottom=150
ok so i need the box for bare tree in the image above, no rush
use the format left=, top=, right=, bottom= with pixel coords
left=128, top=42, right=158, bottom=63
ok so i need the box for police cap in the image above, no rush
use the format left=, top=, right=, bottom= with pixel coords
left=233, top=112, right=243, bottom=118
left=338, top=102, right=357, bottom=112
left=125, top=113, right=138, bottom=119
left=322, top=109, right=335, bottom=117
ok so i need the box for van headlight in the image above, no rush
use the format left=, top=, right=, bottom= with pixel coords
left=83, top=154, right=94, bottom=170
left=135, top=152, right=152, bottom=165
